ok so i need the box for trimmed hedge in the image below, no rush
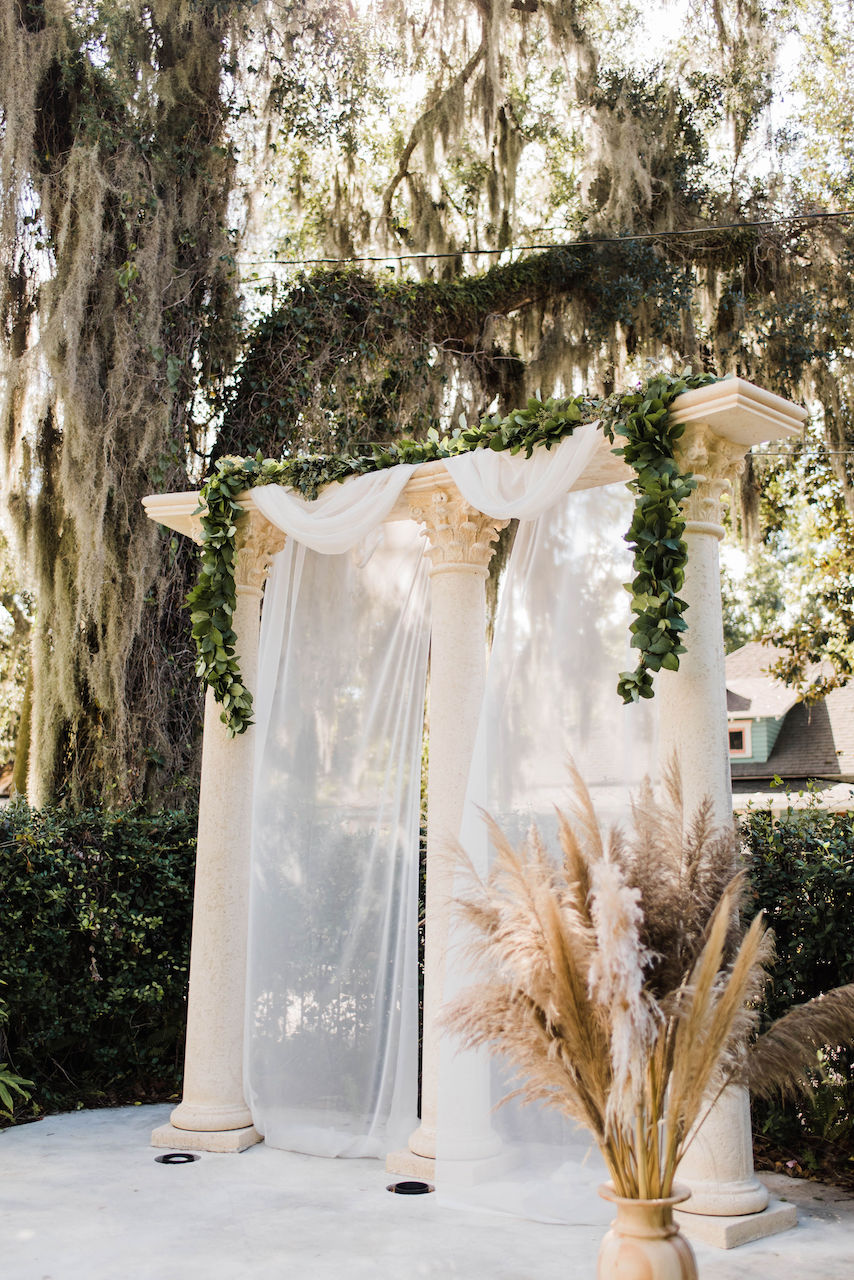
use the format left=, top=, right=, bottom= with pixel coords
left=0, top=802, right=196, bottom=1117
left=743, top=805, right=854, bottom=1180
left=2, top=793, right=853, bottom=1169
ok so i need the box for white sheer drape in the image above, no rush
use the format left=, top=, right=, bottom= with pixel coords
left=243, top=441, right=656, bottom=1205
left=246, top=475, right=430, bottom=1157
left=436, top=475, right=658, bottom=1221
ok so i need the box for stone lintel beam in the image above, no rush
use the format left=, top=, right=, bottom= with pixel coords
left=669, top=376, right=807, bottom=448
left=141, top=376, right=809, bottom=540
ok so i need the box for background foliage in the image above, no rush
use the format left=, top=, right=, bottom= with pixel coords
left=0, top=0, right=245, bottom=806
left=0, top=801, right=196, bottom=1116
left=0, top=531, right=33, bottom=776
left=3, top=1, right=854, bottom=806
left=3, top=795, right=854, bottom=1197
left=744, top=804, right=854, bottom=1185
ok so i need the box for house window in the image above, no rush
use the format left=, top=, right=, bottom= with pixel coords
left=728, top=721, right=751, bottom=758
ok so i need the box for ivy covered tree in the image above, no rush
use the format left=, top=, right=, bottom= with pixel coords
left=222, top=1, right=853, bottom=471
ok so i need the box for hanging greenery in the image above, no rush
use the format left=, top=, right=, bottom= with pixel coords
left=0, top=0, right=249, bottom=806
left=189, top=370, right=716, bottom=735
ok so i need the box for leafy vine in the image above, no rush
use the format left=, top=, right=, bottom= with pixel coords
left=188, top=371, right=717, bottom=735
left=600, top=373, right=710, bottom=702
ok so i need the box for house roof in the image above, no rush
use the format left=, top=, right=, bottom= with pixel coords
left=727, top=676, right=799, bottom=719
left=725, top=643, right=854, bottom=782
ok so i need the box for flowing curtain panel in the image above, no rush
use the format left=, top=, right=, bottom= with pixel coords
left=246, top=472, right=430, bottom=1157
left=445, top=423, right=600, bottom=519
left=242, top=440, right=654, bottom=1188
left=436, top=473, right=658, bottom=1221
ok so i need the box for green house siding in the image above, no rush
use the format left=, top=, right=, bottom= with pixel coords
left=732, top=715, right=785, bottom=764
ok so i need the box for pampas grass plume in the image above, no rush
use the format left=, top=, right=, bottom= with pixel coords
left=443, top=766, right=854, bottom=1200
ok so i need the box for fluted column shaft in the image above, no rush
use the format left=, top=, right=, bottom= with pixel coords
left=153, top=512, right=284, bottom=1153
left=406, top=483, right=506, bottom=1161
left=658, top=425, right=769, bottom=1217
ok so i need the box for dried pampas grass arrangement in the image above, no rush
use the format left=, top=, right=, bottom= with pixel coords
left=443, top=764, right=854, bottom=1201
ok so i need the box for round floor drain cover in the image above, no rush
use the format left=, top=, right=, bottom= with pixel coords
left=386, top=1180, right=434, bottom=1194
left=155, top=1152, right=200, bottom=1164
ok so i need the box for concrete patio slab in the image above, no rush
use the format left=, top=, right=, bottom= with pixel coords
left=2, top=1105, right=853, bottom=1280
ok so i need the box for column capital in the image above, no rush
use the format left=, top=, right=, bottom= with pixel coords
left=234, top=511, right=286, bottom=594
left=408, top=481, right=507, bottom=577
left=676, top=423, right=747, bottom=535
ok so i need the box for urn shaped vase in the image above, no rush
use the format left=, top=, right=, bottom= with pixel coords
left=597, top=1185, right=698, bottom=1280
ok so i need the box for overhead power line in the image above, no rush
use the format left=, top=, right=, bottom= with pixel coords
left=235, top=209, right=854, bottom=269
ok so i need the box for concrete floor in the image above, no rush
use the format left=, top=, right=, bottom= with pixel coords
left=2, top=1105, right=854, bottom=1280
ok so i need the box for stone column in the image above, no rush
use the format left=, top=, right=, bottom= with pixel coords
left=658, top=424, right=746, bottom=830
left=398, top=482, right=507, bottom=1169
left=152, top=510, right=285, bottom=1153
left=657, top=424, right=784, bottom=1240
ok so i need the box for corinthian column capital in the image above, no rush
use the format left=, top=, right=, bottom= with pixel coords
left=234, top=511, right=287, bottom=595
left=408, top=481, right=507, bottom=577
left=675, top=423, right=747, bottom=535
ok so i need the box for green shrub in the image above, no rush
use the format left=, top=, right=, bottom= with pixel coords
left=743, top=805, right=854, bottom=1179
left=0, top=802, right=196, bottom=1118
left=4, top=792, right=852, bottom=1155
left=0, top=984, right=33, bottom=1119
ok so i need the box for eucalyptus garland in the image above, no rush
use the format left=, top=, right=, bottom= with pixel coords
left=600, top=374, right=710, bottom=702
left=188, top=371, right=717, bottom=735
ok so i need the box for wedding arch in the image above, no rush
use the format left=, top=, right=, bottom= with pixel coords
left=143, top=377, right=805, bottom=1247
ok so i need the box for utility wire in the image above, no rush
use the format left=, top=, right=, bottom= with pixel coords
left=235, top=209, right=854, bottom=269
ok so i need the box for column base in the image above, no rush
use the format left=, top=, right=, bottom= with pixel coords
left=407, top=1122, right=503, bottom=1162
left=170, top=1099, right=254, bottom=1132
left=677, top=1173, right=769, bottom=1217
left=151, top=1121, right=262, bottom=1153
left=675, top=1197, right=797, bottom=1249
left=386, top=1148, right=435, bottom=1180
left=433, top=1149, right=515, bottom=1187
left=407, top=1121, right=435, bottom=1160
left=385, top=1146, right=514, bottom=1186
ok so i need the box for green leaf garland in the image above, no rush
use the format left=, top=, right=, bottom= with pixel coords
left=188, top=371, right=717, bottom=734
left=600, top=372, right=711, bottom=701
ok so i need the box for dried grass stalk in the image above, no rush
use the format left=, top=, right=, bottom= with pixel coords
left=443, top=767, right=854, bottom=1200
left=746, top=985, right=854, bottom=1101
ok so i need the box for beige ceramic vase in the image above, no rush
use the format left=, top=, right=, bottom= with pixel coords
left=597, top=1186, right=698, bottom=1280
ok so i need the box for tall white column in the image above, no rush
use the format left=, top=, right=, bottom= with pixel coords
left=152, top=510, right=284, bottom=1153
left=657, top=424, right=770, bottom=1219
left=402, top=482, right=507, bottom=1167
left=658, top=424, right=745, bottom=830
